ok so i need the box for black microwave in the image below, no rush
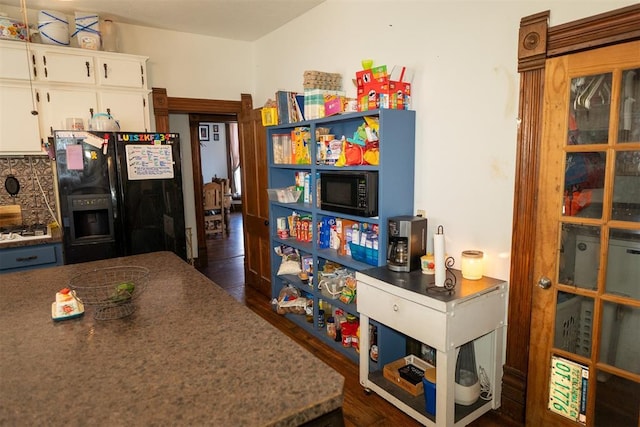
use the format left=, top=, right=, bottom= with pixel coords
left=320, top=171, right=378, bottom=217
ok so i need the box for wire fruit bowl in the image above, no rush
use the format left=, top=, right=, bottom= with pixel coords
left=69, top=266, right=149, bottom=320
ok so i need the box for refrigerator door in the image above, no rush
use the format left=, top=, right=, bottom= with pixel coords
left=113, top=132, right=187, bottom=260
left=54, top=131, right=122, bottom=263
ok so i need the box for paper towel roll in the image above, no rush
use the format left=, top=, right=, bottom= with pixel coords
left=434, top=226, right=445, bottom=287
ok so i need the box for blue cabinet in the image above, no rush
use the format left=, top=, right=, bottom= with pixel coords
left=0, top=243, right=64, bottom=273
left=267, top=109, right=416, bottom=364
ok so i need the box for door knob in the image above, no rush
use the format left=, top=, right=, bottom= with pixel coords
left=264, top=220, right=269, bottom=226
left=537, top=276, right=552, bottom=289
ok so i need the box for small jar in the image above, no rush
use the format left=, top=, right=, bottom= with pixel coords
left=421, top=253, right=435, bottom=275
left=461, top=250, right=484, bottom=280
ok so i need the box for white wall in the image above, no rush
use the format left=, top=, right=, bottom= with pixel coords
left=3, top=1, right=635, bottom=275
left=254, top=0, right=637, bottom=280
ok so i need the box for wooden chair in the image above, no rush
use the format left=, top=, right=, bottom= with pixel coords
left=203, top=181, right=225, bottom=237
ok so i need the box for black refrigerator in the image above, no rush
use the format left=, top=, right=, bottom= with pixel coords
left=54, top=131, right=187, bottom=264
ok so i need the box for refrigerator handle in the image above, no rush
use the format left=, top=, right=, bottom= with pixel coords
left=107, top=155, right=118, bottom=219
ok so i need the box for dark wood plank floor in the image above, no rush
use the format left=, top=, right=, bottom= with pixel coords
left=197, top=212, right=522, bottom=427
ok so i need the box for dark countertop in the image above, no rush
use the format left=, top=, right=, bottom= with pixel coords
left=0, top=251, right=344, bottom=426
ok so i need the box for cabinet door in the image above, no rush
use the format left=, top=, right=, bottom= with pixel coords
left=0, top=84, right=41, bottom=154
left=37, top=50, right=95, bottom=84
left=0, top=42, right=32, bottom=80
left=99, top=91, right=149, bottom=131
left=97, top=56, right=146, bottom=88
left=38, top=87, right=97, bottom=136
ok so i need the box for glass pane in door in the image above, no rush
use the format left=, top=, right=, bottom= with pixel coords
left=570, top=73, right=612, bottom=145
left=606, top=229, right=640, bottom=300
left=564, top=152, right=606, bottom=218
left=598, top=302, right=640, bottom=374
left=594, top=371, right=640, bottom=427
left=613, top=151, right=640, bottom=221
left=559, top=224, right=600, bottom=289
left=618, top=68, right=640, bottom=143
left=554, top=291, right=594, bottom=357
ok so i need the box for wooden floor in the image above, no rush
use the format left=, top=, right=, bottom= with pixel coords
left=197, top=212, right=522, bottom=427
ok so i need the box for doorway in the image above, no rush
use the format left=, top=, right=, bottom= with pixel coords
left=151, top=89, right=247, bottom=266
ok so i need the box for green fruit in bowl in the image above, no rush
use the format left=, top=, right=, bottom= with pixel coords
left=110, top=281, right=135, bottom=302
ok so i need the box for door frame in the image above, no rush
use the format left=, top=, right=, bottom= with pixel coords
left=503, top=4, right=640, bottom=423
left=151, top=88, right=253, bottom=267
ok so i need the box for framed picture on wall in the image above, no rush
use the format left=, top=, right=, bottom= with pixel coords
left=199, top=125, right=209, bottom=141
left=213, top=133, right=220, bottom=141
left=213, top=125, right=219, bottom=133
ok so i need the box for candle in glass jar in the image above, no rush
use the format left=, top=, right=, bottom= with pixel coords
left=461, top=250, right=484, bottom=280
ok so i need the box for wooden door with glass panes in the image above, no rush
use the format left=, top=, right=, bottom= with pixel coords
left=526, top=41, right=640, bottom=426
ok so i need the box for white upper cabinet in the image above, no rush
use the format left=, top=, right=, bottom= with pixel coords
left=0, top=40, right=150, bottom=155
left=0, top=43, right=31, bottom=80
left=35, top=49, right=96, bottom=84
left=37, top=87, right=98, bottom=137
left=97, top=56, right=146, bottom=88
left=0, top=84, right=41, bottom=154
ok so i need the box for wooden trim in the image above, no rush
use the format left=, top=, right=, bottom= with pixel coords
left=151, top=88, right=252, bottom=268
left=503, top=4, right=640, bottom=424
left=547, top=4, right=640, bottom=57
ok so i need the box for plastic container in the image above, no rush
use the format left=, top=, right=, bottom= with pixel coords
left=267, top=187, right=301, bottom=203
left=422, top=367, right=436, bottom=416
left=101, top=19, right=117, bottom=52
left=89, top=112, right=119, bottom=131
left=348, top=242, right=378, bottom=266
left=38, top=10, right=70, bottom=46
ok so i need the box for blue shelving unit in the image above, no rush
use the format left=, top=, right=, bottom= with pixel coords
left=267, top=109, right=416, bottom=364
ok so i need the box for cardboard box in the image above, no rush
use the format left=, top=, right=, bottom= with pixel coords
left=304, top=89, right=345, bottom=120
left=383, top=355, right=432, bottom=396
left=261, top=108, right=278, bottom=126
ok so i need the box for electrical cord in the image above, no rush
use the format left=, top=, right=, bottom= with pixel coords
left=479, top=366, right=493, bottom=401
left=34, top=168, right=60, bottom=228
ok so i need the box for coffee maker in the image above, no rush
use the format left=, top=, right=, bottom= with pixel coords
left=387, top=216, right=427, bottom=272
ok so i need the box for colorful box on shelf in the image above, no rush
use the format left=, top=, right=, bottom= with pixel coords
left=261, top=107, right=278, bottom=126
left=356, top=65, right=412, bottom=111
left=304, top=89, right=346, bottom=120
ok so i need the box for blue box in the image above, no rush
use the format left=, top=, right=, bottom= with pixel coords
left=423, top=376, right=436, bottom=416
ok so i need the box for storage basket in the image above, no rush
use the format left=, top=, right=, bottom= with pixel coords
left=383, top=355, right=432, bottom=396
left=267, top=187, right=301, bottom=203
left=69, top=266, right=149, bottom=320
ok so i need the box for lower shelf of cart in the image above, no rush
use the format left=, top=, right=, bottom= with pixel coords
left=284, top=312, right=360, bottom=365
left=367, top=371, right=491, bottom=425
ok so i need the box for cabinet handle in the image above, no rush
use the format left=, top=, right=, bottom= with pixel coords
left=103, top=63, right=108, bottom=79
left=393, top=304, right=399, bottom=312
left=31, top=54, right=37, bottom=78
left=628, top=249, right=640, bottom=255
left=264, top=220, right=269, bottom=226
left=16, top=255, right=37, bottom=262
left=86, top=61, right=90, bottom=77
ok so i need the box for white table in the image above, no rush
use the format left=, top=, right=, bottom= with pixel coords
left=357, top=267, right=508, bottom=427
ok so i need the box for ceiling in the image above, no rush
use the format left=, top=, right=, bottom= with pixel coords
left=0, top=0, right=326, bottom=41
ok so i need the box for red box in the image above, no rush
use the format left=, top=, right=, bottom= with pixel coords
left=357, top=80, right=389, bottom=111
left=356, top=65, right=388, bottom=88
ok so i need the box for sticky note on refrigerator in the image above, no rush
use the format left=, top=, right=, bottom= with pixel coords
left=66, top=144, right=84, bottom=170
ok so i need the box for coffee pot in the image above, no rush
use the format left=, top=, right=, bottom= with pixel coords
left=387, top=216, right=427, bottom=272
left=388, top=237, right=408, bottom=266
